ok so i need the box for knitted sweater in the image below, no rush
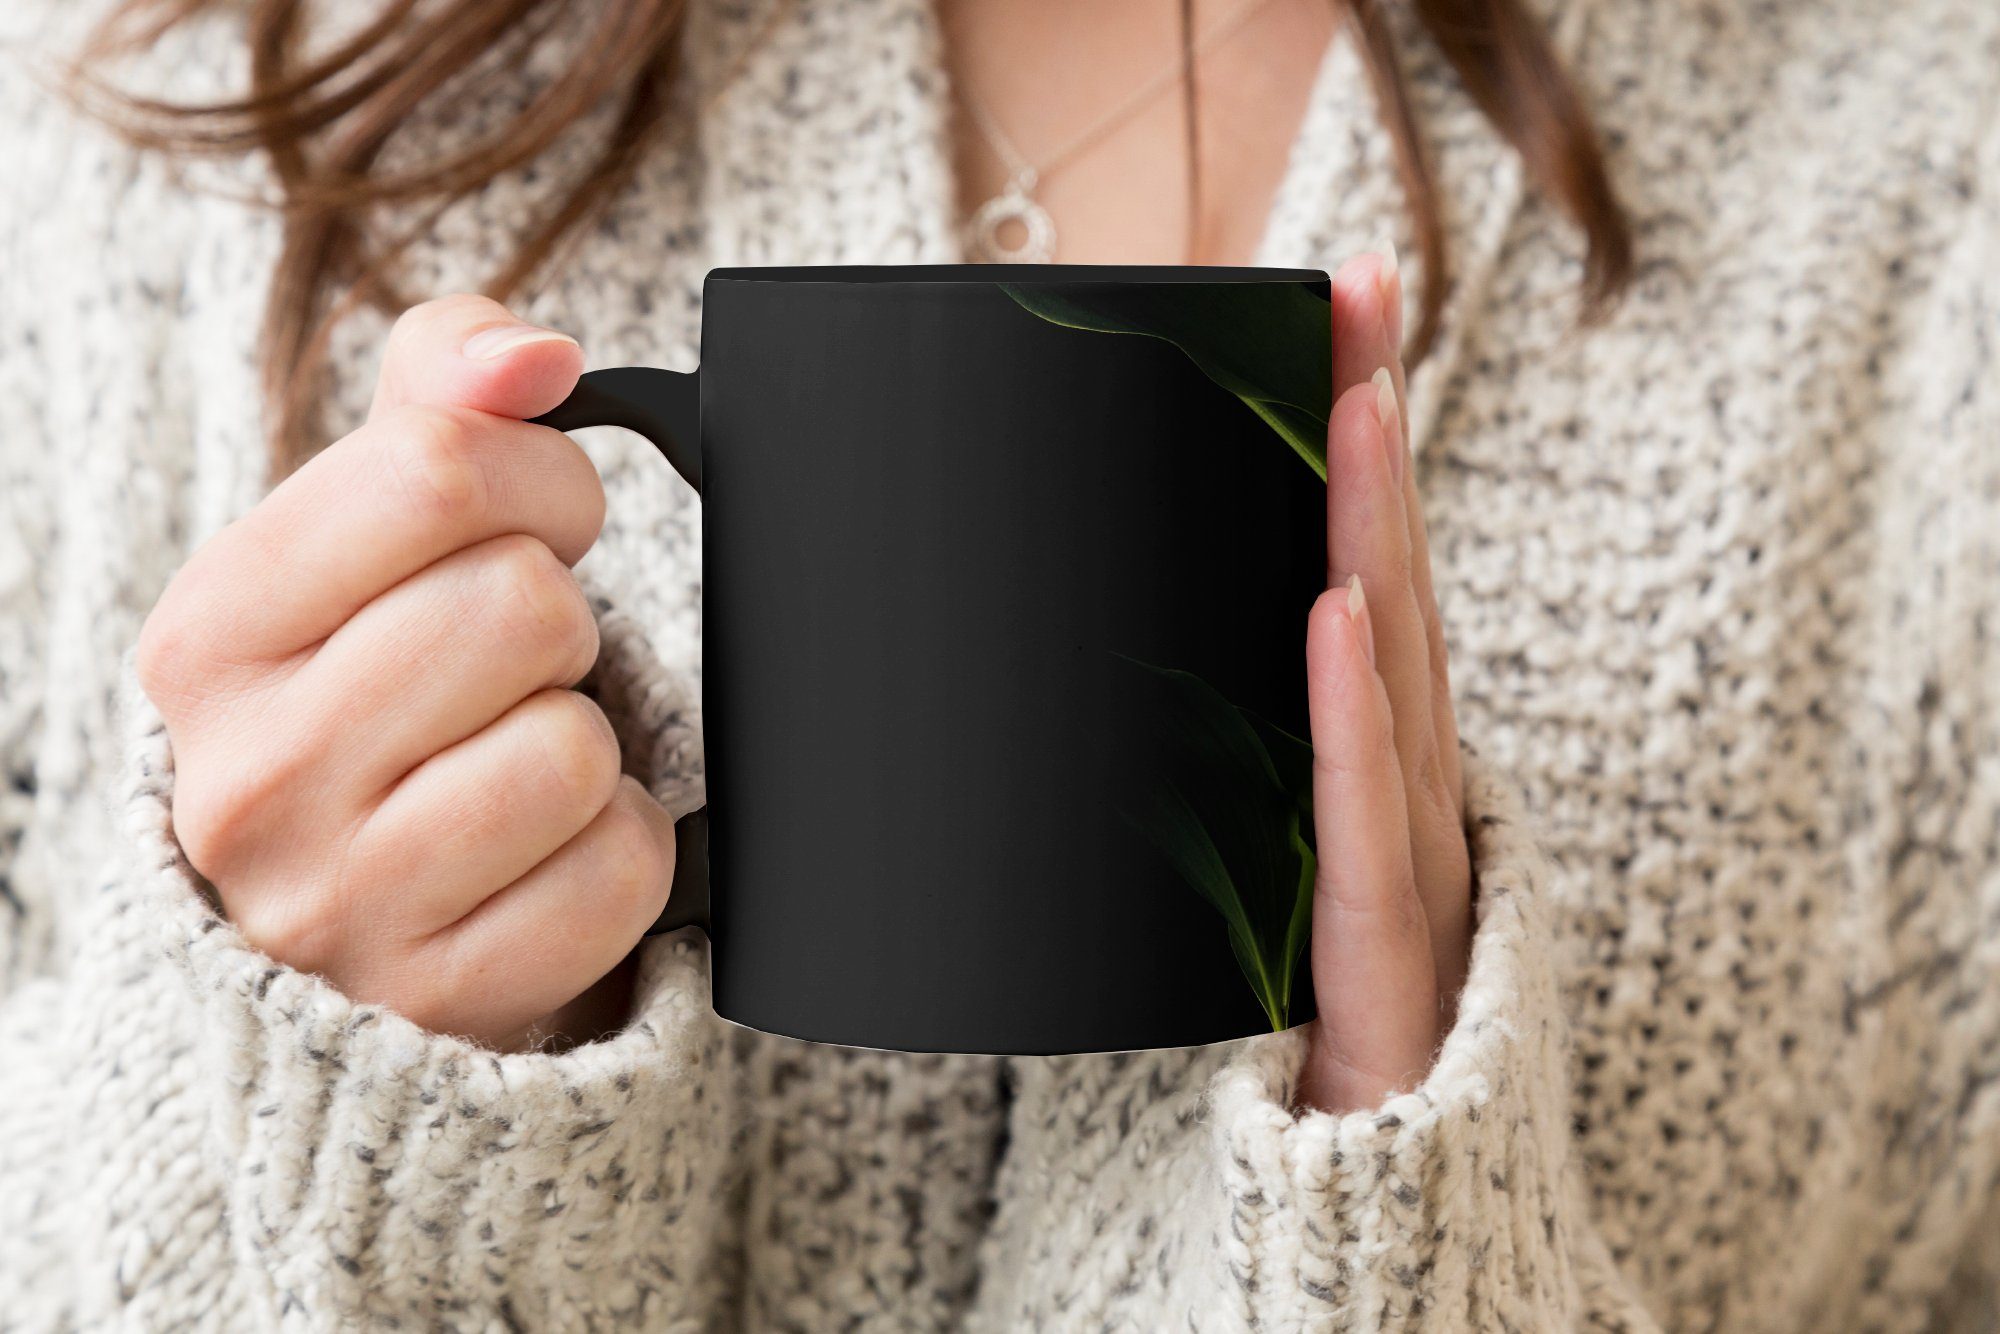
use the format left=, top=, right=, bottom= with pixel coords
left=3, top=0, right=1997, bottom=1329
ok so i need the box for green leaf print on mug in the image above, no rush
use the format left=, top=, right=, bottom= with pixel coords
left=1012, top=278, right=1331, bottom=1030
left=1117, top=658, right=1317, bottom=1032
left=1000, top=281, right=1334, bottom=479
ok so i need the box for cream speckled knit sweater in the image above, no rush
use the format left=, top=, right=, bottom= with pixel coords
left=3, top=0, right=1998, bottom=1329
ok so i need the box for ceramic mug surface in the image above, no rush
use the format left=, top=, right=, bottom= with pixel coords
left=536, top=265, right=1331, bottom=1054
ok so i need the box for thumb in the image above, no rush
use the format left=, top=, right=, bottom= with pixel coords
left=368, top=293, right=585, bottom=422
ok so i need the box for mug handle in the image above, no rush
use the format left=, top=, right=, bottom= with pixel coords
left=531, top=367, right=710, bottom=937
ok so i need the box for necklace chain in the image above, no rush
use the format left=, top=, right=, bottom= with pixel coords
left=957, top=0, right=1278, bottom=263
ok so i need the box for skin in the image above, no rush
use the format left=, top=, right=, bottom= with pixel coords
left=940, top=0, right=1337, bottom=266
left=138, top=300, right=671, bottom=1052
left=943, top=0, right=1473, bottom=1109
left=140, top=0, right=1472, bottom=1112
left=1302, top=253, right=1471, bottom=1112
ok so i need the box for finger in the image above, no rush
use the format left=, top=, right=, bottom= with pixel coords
left=368, top=293, right=585, bottom=423
left=151, top=295, right=598, bottom=674
left=1372, top=254, right=1462, bottom=808
left=350, top=687, right=625, bottom=934
left=409, top=776, right=675, bottom=1045
left=161, top=402, right=605, bottom=669
left=1329, top=250, right=1404, bottom=411
left=1399, top=431, right=1462, bottom=809
left=1328, top=377, right=1468, bottom=993
left=1299, top=580, right=1437, bottom=1112
left=1352, top=253, right=1464, bottom=980
left=1331, top=251, right=1456, bottom=800
left=1326, top=376, right=1460, bottom=905
left=275, top=534, right=600, bottom=799
left=1332, top=255, right=1469, bottom=986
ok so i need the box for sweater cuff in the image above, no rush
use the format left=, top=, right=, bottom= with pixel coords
left=108, top=591, right=734, bottom=1327
left=1208, top=750, right=1586, bottom=1330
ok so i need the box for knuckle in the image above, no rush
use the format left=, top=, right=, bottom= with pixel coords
left=376, top=971, right=462, bottom=1037
left=382, top=294, right=508, bottom=378
left=383, top=301, right=436, bottom=357
left=1313, top=714, right=1396, bottom=788
left=1387, top=878, right=1431, bottom=947
left=1384, top=548, right=1417, bottom=596
left=135, top=601, right=194, bottom=702
left=1366, top=725, right=1401, bottom=780
left=525, top=691, right=621, bottom=815
left=490, top=537, right=597, bottom=672
left=170, top=786, right=235, bottom=878
left=386, top=294, right=500, bottom=358
left=594, top=781, right=670, bottom=913
left=171, top=731, right=328, bottom=886
left=136, top=554, right=236, bottom=701
left=1411, top=746, right=1457, bottom=822
left=1320, top=860, right=1428, bottom=952
left=1327, top=859, right=1428, bottom=945
left=379, top=403, right=490, bottom=524
left=173, top=762, right=280, bottom=882
left=229, top=889, right=342, bottom=972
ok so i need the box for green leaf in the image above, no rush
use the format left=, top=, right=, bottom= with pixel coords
left=1116, top=657, right=1318, bottom=1030
left=1121, top=779, right=1285, bottom=1027
left=1243, top=708, right=1315, bottom=826
left=1279, top=824, right=1317, bottom=1012
left=1001, top=281, right=1333, bottom=479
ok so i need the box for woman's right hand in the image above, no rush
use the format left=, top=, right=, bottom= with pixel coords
left=137, top=296, right=678, bottom=1051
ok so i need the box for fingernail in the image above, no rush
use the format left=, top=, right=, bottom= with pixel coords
left=462, top=324, right=579, bottom=360
left=1376, top=240, right=1404, bottom=348
left=1346, top=574, right=1376, bottom=668
left=1371, top=367, right=1404, bottom=484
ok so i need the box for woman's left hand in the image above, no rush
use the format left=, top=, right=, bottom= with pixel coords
left=1295, top=251, right=1472, bottom=1114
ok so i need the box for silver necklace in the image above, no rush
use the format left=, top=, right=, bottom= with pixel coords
left=957, top=0, right=1278, bottom=264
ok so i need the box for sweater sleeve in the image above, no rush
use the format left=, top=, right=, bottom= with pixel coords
left=0, top=331, right=50, bottom=996
left=0, top=1, right=69, bottom=994
left=0, top=600, right=745, bottom=1331
left=966, top=752, right=1661, bottom=1333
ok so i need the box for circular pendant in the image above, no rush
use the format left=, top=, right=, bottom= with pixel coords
left=965, top=186, right=1057, bottom=264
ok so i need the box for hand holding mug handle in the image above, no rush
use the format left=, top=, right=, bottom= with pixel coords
left=533, top=367, right=713, bottom=937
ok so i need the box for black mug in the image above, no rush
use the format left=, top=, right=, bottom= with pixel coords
left=535, top=265, right=1332, bottom=1055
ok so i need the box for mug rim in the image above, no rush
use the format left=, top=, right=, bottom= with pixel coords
left=707, top=264, right=1326, bottom=286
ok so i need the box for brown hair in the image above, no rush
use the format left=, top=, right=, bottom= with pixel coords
left=72, top=0, right=1630, bottom=474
